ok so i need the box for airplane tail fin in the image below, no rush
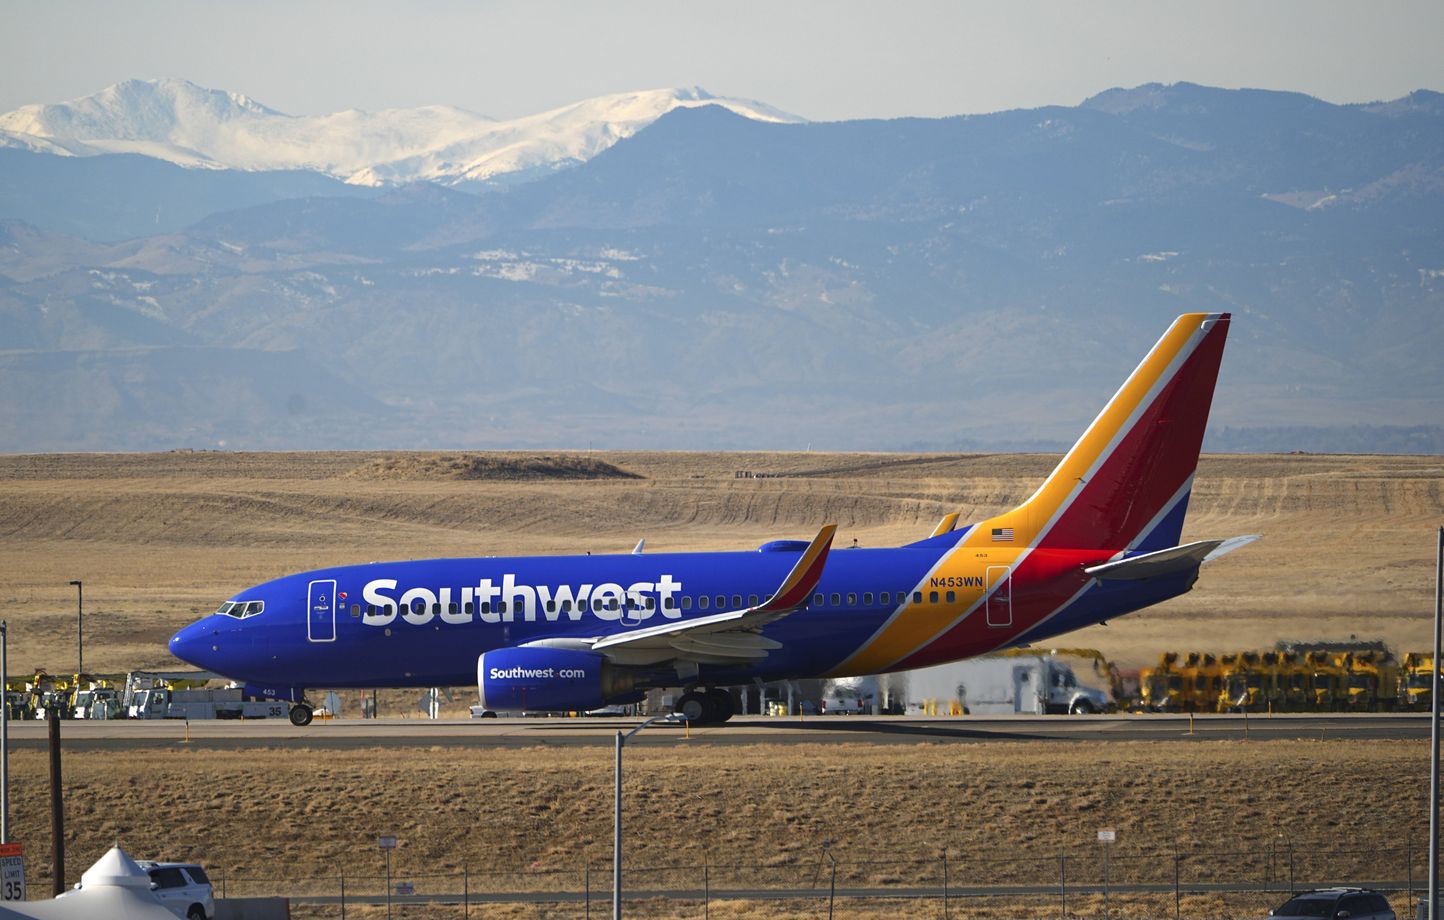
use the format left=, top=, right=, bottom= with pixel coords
left=994, top=312, right=1231, bottom=553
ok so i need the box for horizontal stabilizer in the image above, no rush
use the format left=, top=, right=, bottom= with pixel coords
left=1084, top=535, right=1259, bottom=581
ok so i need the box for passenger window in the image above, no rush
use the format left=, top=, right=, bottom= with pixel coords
left=366, top=604, right=377, bottom=616
left=498, top=601, right=508, bottom=613
left=561, top=600, right=572, bottom=613
left=863, top=592, right=873, bottom=605
left=150, top=868, right=186, bottom=889
left=748, top=594, right=759, bottom=607
left=913, top=591, right=923, bottom=604
left=716, top=595, right=726, bottom=608
left=645, top=597, right=655, bottom=609
left=464, top=602, right=474, bottom=615
left=847, top=593, right=857, bottom=605
left=831, top=593, right=841, bottom=606
left=880, top=592, right=890, bottom=604
left=698, top=596, right=709, bottom=610
left=732, top=595, right=742, bottom=608
left=480, top=602, right=491, bottom=614
left=448, top=602, right=458, bottom=615
left=929, top=591, right=939, bottom=604
left=946, top=591, right=956, bottom=603
left=664, top=597, right=676, bottom=609
left=680, top=596, right=691, bottom=610
left=186, top=866, right=210, bottom=885
left=813, top=594, right=824, bottom=607
left=431, top=603, right=441, bottom=615
left=351, top=603, right=361, bottom=617
left=545, top=600, right=556, bottom=613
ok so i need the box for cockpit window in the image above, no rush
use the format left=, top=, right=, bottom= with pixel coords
left=217, top=600, right=265, bottom=619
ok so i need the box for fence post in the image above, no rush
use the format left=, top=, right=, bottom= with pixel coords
left=942, top=849, right=949, bottom=920
left=586, top=864, right=591, bottom=920
left=1060, top=852, right=1067, bottom=919
left=463, top=865, right=469, bottom=920
left=1174, top=852, right=1181, bottom=920
left=704, top=858, right=710, bottom=920
left=339, top=872, right=345, bottom=920
left=1288, top=845, right=1294, bottom=895
left=1409, top=839, right=1415, bottom=920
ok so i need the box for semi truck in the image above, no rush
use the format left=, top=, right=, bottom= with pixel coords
left=897, top=653, right=1112, bottom=715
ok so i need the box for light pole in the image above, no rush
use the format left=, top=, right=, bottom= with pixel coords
left=1429, top=527, right=1442, bottom=920
left=613, top=714, right=672, bottom=920
left=1, top=619, right=8, bottom=844
left=67, top=581, right=82, bottom=675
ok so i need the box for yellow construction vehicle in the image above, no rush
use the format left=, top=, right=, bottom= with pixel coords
left=1218, top=651, right=1272, bottom=712
left=1339, top=651, right=1400, bottom=712
left=1305, top=651, right=1346, bottom=710
left=1274, top=651, right=1311, bottom=711
left=1181, top=652, right=1222, bottom=712
left=1401, top=653, right=1437, bottom=711
left=1140, top=652, right=1187, bottom=712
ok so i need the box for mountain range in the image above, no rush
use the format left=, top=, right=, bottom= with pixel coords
left=1, top=80, right=1441, bottom=453
left=0, top=79, right=800, bottom=187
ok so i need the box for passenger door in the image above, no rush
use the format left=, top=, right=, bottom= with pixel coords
left=147, top=867, right=188, bottom=915
left=307, top=579, right=337, bottom=643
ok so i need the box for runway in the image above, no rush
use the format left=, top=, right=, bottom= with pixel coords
left=4, top=712, right=1427, bottom=751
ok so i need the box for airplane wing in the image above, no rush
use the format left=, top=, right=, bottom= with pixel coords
left=588, top=524, right=837, bottom=664
left=1084, top=534, right=1260, bottom=581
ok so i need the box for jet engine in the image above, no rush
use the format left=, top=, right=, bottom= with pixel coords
left=478, top=646, right=639, bottom=712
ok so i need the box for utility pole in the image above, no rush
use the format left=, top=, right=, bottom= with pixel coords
left=68, top=581, right=83, bottom=675
left=1, top=620, right=8, bottom=844
left=1429, top=527, right=1442, bottom=920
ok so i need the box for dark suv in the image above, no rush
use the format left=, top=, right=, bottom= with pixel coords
left=1269, top=888, right=1395, bottom=920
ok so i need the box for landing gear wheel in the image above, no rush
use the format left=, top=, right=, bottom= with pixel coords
left=705, top=688, right=735, bottom=723
left=676, top=692, right=710, bottom=724
left=289, top=704, right=314, bottom=726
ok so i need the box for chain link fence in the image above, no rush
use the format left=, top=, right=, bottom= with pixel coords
left=211, top=840, right=1439, bottom=918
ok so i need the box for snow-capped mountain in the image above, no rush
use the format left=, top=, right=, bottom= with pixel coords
left=0, top=78, right=803, bottom=186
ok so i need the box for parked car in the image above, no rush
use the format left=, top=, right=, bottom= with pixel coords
left=1268, top=888, right=1395, bottom=920
left=135, top=861, right=215, bottom=920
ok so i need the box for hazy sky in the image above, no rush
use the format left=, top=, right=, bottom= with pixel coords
left=4, top=1, right=1442, bottom=120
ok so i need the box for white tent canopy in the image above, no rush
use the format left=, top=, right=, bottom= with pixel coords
left=4, top=845, right=176, bottom=919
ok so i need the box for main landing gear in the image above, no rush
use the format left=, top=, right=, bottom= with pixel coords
left=674, top=688, right=735, bottom=725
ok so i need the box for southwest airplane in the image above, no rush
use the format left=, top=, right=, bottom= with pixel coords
left=170, top=312, right=1255, bottom=725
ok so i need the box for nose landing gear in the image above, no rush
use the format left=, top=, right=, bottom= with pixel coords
left=288, top=702, right=314, bottom=726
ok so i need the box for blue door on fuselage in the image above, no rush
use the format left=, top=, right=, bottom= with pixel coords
left=308, top=579, right=337, bottom=643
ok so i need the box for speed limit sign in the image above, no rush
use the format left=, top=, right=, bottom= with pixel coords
left=0, top=842, right=24, bottom=902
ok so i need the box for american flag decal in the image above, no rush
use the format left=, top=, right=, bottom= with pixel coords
left=991, top=527, right=1014, bottom=542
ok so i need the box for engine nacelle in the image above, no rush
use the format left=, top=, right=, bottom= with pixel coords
left=478, top=647, right=626, bottom=712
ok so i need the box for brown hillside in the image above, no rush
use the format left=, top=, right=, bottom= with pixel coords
left=0, top=451, right=1439, bottom=673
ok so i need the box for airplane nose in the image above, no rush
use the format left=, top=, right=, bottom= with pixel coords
left=169, top=621, right=217, bottom=670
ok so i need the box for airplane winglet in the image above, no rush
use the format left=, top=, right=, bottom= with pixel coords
left=632, top=538, right=646, bottom=555
left=757, top=524, right=836, bottom=612
left=930, top=513, right=960, bottom=538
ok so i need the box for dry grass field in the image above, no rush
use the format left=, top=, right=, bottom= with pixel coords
left=0, top=450, right=1440, bottom=674
left=4, top=740, right=1430, bottom=916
